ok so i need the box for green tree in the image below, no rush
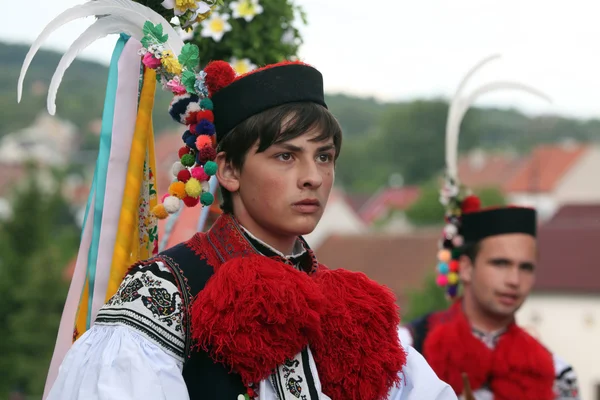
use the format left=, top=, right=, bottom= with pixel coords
left=0, top=167, right=78, bottom=397
left=192, top=0, right=305, bottom=67
left=403, top=273, right=450, bottom=322
left=405, top=180, right=506, bottom=226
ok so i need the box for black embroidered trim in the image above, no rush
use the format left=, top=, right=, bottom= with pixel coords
left=153, top=255, right=194, bottom=360
left=301, top=349, right=319, bottom=400
left=95, top=309, right=184, bottom=359
left=271, top=368, right=286, bottom=400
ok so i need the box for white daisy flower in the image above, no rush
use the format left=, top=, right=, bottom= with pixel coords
left=229, top=0, right=264, bottom=22
left=230, top=58, right=257, bottom=75
left=161, top=0, right=213, bottom=16
left=201, top=12, right=232, bottom=42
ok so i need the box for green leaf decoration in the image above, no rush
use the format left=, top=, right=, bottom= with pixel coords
left=142, top=21, right=169, bottom=47
left=178, top=44, right=200, bottom=71
left=182, top=70, right=197, bottom=94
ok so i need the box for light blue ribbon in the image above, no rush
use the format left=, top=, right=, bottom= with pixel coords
left=84, top=35, right=128, bottom=329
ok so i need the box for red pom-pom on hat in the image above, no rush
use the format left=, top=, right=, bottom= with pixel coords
left=461, top=195, right=481, bottom=214
left=203, top=61, right=236, bottom=96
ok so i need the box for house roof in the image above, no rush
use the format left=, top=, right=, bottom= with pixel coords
left=457, top=152, right=524, bottom=189
left=534, top=203, right=600, bottom=293
left=503, top=144, right=587, bottom=193
left=315, top=231, right=439, bottom=309
left=358, top=186, right=421, bottom=224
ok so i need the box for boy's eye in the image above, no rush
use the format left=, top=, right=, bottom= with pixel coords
left=318, top=154, right=333, bottom=162
left=277, top=153, right=292, bottom=161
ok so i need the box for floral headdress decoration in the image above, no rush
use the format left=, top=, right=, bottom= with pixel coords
left=436, top=54, right=552, bottom=298
left=137, top=22, right=240, bottom=219
left=134, top=0, right=222, bottom=30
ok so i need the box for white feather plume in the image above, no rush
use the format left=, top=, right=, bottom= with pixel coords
left=47, top=16, right=144, bottom=115
left=444, top=55, right=552, bottom=183
left=445, top=54, right=501, bottom=183
left=18, top=0, right=184, bottom=104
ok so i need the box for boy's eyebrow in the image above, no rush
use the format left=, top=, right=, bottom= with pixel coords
left=271, top=142, right=335, bottom=153
left=317, top=144, right=336, bottom=152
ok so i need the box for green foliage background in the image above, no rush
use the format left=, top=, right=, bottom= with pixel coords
left=191, top=0, right=305, bottom=67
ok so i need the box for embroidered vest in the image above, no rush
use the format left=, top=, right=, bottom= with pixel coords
left=146, top=214, right=405, bottom=400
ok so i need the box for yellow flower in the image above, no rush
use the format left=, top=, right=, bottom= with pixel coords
left=196, top=9, right=213, bottom=23
left=161, top=53, right=182, bottom=75
left=176, top=0, right=198, bottom=12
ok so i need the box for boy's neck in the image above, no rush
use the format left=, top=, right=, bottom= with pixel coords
left=233, top=214, right=299, bottom=257
left=462, top=291, right=513, bottom=334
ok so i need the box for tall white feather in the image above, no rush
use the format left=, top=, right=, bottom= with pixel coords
left=445, top=54, right=501, bottom=182
left=47, top=17, right=144, bottom=115
left=18, top=0, right=184, bottom=103
left=445, top=80, right=552, bottom=182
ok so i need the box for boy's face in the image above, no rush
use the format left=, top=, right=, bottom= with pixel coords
left=460, top=233, right=537, bottom=319
left=218, top=125, right=336, bottom=244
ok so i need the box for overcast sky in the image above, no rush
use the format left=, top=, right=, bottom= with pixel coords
left=2, top=0, right=600, bottom=119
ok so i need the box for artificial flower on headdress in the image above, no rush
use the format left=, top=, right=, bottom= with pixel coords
left=160, top=0, right=213, bottom=15
left=201, top=11, right=232, bottom=42
left=229, top=0, right=263, bottom=22
left=161, top=50, right=183, bottom=75
left=229, top=57, right=257, bottom=75
left=166, top=76, right=187, bottom=95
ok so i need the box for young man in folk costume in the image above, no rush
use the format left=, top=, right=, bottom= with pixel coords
left=397, top=54, right=579, bottom=400
left=45, top=60, right=457, bottom=399
left=398, top=201, right=580, bottom=400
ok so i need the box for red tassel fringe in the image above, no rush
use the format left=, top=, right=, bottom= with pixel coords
left=190, top=255, right=325, bottom=385
left=310, top=269, right=407, bottom=400
left=423, top=302, right=555, bottom=399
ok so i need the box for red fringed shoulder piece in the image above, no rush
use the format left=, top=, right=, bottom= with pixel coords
left=423, top=307, right=492, bottom=393
left=423, top=302, right=555, bottom=399
left=204, top=60, right=236, bottom=96
left=190, top=254, right=324, bottom=385
left=492, top=325, right=555, bottom=400
left=311, top=268, right=407, bottom=400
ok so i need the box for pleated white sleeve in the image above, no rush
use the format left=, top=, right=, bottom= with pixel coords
left=46, top=325, right=189, bottom=400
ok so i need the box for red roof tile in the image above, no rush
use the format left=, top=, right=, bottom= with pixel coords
left=359, top=187, right=421, bottom=224
left=457, top=153, right=524, bottom=189
left=503, top=145, right=587, bottom=193
left=315, top=232, right=439, bottom=309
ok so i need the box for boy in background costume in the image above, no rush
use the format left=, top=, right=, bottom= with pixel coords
left=22, top=2, right=457, bottom=399
left=398, top=55, right=580, bottom=400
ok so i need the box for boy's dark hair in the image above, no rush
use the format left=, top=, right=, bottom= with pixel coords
left=462, top=241, right=481, bottom=263
left=216, top=102, right=342, bottom=214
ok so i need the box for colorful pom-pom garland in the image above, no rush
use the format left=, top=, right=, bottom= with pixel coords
left=140, top=25, right=239, bottom=220
left=151, top=91, right=219, bottom=219
left=435, top=175, right=482, bottom=298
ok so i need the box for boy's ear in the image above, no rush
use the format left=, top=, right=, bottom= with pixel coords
left=215, top=151, right=240, bottom=192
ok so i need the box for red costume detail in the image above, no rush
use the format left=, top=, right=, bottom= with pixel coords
left=186, top=215, right=407, bottom=400
left=195, top=110, right=215, bottom=123
left=423, top=301, right=555, bottom=399
left=461, top=195, right=481, bottom=213
left=204, top=61, right=236, bottom=96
